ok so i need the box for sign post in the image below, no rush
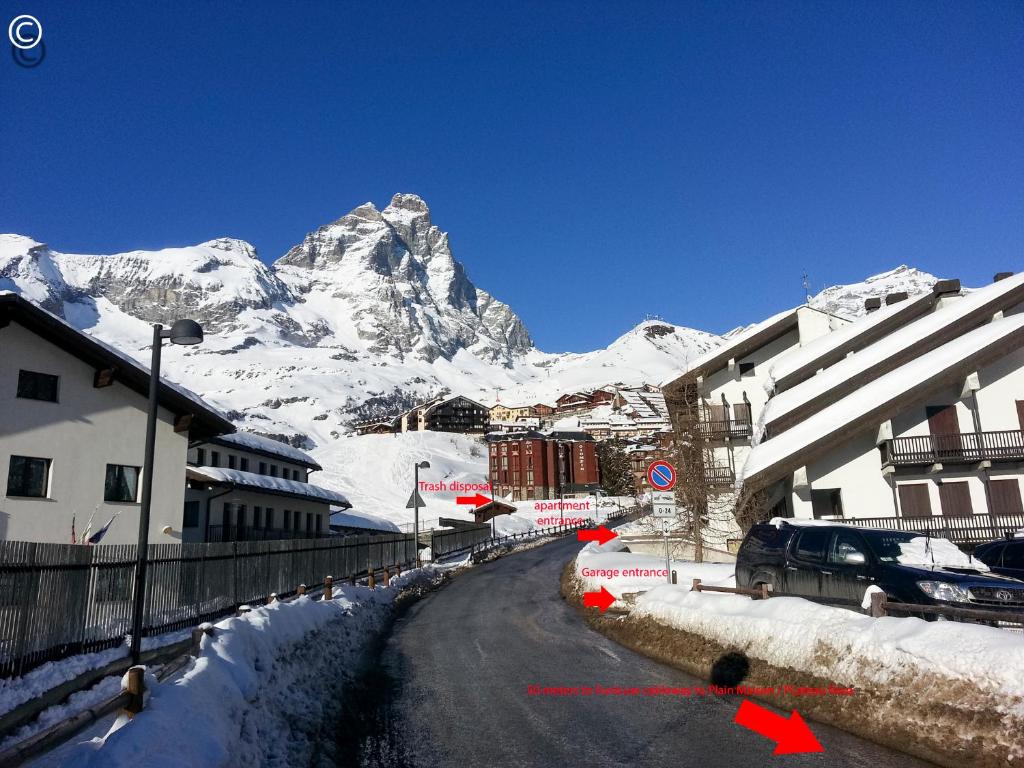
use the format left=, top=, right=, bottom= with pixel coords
left=648, top=461, right=678, bottom=585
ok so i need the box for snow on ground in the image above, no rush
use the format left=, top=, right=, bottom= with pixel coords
left=312, top=431, right=602, bottom=535
left=26, top=572, right=434, bottom=768
left=632, top=584, right=1024, bottom=725
left=575, top=541, right=735, bottom=602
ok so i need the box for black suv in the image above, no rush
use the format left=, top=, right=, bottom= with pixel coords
left=974, top=537, right=1024, bottom=580
left=736, top=521, right=1024, bottom=613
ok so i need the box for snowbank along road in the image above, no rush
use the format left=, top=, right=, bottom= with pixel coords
left=333, top=534, right=935, bottom=768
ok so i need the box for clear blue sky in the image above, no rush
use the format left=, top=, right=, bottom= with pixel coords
left=2, top=1, right=1021, bottom=351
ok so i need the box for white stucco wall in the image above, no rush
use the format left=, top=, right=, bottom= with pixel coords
left=1, top=321, right=188, bottom=545
left=784, top=347, right=1024, bottom=521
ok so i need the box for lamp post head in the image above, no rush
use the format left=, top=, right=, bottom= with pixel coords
left=167, top=319, right=204, bottom=346
left=417, top=461, right=431, bottom=469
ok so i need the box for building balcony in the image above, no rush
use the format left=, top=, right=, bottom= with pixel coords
left=696, top=419, right=753, bottom=441
left=880, top=430, right=1024, bottom=466
left=703, top=465, right=736, bottom=487
left=842, top=513, right=1024, bottom=546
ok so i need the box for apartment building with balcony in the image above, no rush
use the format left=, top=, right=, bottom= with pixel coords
left=184, top=432, right=351, bottom=542
left=742, top=272, right=1024, bottom=545
left=662, top=304, right=851, bottom=504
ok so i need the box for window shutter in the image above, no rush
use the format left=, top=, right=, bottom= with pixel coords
left=937, top=481, right=972, bottom=517
left=898, top=484, right=932, bottom=518
left=990, top=479, right=1024, bottom=515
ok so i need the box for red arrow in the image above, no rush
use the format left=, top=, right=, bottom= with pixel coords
left=577, top=526, right=618, bottom=545
left=456, top=493, right=491, bottom=508
left=733, top=699, right=824, bottom=755
left=583, top=586, right=616, bottom=613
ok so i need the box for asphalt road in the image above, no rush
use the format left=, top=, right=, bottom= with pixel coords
left=337, top=535, right=933, bottom=768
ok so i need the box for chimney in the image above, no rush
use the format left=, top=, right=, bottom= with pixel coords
left=995, top=272, right=1014, bottom=282
left=864, top=297, right=882, bottom=313
left=932, top=278, right=961, bottom=297
left=884, top=292, right=908, bottom=305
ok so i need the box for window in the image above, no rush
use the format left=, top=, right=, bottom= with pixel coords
left=228, top=455, right=237, bottom=470
left=295, top=469, right=303, bottom=481
left=938, top=481, right=972, bottom=517
left=240, top=457, right=249, bottom=472
left=270, top=465, right=278, bottom=477
left=210, top=451, right=221, bottom=468
left=253, top=506, right=262, bottom=529
left=294, top=512, right=301, bottom=531
left=283, top=509, right=292, bottom=529
left=104, top=464, right=140, bottom=502
left=195, top=448, right=206, bottom=465
left=811, top=489, right=843, bottom=519
left=183, top=500, right=200, bottom=528
left=306, top=512, right=313, bottom=532
left=739, top=362, right=756, bottom=376
left=1003, top=544, right=1024, bottom=570
left=794, top=528, right=829, bottom=561
left=259, top=461, right=267, bottom=475
left=265, top=507, right=274, bottom=529
left=7, top=455, right=50, bottom=498
left=17, top=370, right=59, bottom=402
left=828, top=531, right=867, bottom=565
left=501, top=456, right=508, bottom=469
left=316, top=514, right=322, bottom=533
left=898, top=483, right=933, bottom=518
left=990, top=479, right=1024, bottom=515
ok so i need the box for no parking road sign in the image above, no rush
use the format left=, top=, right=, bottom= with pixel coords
left=646, top=460, right=676, bottom=491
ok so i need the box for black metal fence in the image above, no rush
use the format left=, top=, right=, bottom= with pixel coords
left=881, top=430, right=1024, bottom=466
left=0, top=533, right=415, bottom=678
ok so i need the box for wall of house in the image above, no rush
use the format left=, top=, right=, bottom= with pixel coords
left=182, top=487, right=330, bottom=542
left=187, top=443, right=309, bottom=482
left=785, top=348, right=1024, bottom=522
left=1, top=321, right=188, bottom=545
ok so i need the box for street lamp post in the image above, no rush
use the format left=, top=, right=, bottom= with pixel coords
left=413, top=460, right=430, bottom=567
left=130, top=320, right=204, bottom=664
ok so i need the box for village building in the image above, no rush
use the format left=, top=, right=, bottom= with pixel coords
left=486, top=430, right=600, bottom=501
left=0, top=292, right=234, bottom=545
left=356, top=395, right=490, bottom=435
left=660, top=304, right=852, bottom=547
left=741, top=272, right=1024, bottom=544
left=184, top=432, right=350, bottom=542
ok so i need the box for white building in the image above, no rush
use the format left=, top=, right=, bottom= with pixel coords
left=662, top=305, right=851, bottom=546
left=0, top=292, right=233, bottom=545
left=742, top=272, right=1024, bottom=544
left=184, top=432, right=350, bottom=542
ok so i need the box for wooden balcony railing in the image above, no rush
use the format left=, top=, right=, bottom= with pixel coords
left=843, top=513, right=1024, bottom=546
left=880, top=430, right=1024, bottom=466
left=696, top=419, right=753, bottom=441
left=703, top=465, right=736, bottom=487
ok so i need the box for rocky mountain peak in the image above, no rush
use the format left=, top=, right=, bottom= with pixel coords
left=808, top=265, right=942, bottom=318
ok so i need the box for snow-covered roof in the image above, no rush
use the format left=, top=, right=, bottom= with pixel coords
left=660, top=307, right=800, bottom=387
left=762, top=271, right=1024, bottom=432
left=208, top=431, right=321, bottom=469
left=766, top=289, right=939, bottom=392
left=742, top=315, right=1024, bottom=488
left=329, top=508, right=400, bottom=532
left=0, top=292, right=234, bottom=439
left=187, top=466, right=351, bottom=507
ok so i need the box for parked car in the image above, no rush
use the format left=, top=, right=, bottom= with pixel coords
left=735, top=521, right=1024, bottom=615
left=973, top=537, right=1024, bottom=580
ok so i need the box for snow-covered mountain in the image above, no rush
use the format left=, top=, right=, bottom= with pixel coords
left=808, top=265, right=941, bottom=318
left=0, top=195, right=717, bottom=455
left=2, top=195, right=950, bottom=471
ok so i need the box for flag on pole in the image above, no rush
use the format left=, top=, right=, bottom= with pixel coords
left=87, top=512, right=119, bottom=545
left=80, top=508, right=97, bottom=545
